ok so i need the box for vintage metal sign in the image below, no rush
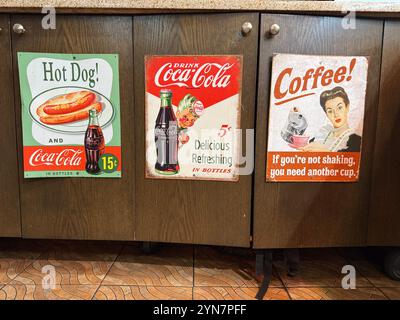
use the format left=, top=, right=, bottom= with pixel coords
left=266, top=54, right=368, bottom=182
left=145, top=55, right=242, bottom=181
left=18, top=52, right=122, bottom=178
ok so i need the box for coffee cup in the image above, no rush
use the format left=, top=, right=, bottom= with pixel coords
left=291, top=135, right=309, bottom=148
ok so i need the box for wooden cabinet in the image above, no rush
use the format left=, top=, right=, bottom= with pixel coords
left=253, top=14, right=383, bottom=248
left=0, top=14, right=21, bottom=237
left=11, top=15, right=136, bottom=240
left=367, top=21, right=400, bottom=246
left=133, top=13, right=259, bottom=247
left=0, top=11, right=397, bottom=247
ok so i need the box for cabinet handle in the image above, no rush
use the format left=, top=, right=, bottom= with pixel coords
left=13, top=23, right=26, bottom=34
left=269, top=24, right=280, bottom=36
left=241, top=22, right=253, bottom=36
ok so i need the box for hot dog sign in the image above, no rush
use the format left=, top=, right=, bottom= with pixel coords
left=18, top=52, right=122, bottom=178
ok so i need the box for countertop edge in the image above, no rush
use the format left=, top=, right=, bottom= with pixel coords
left=0, top=1, right=399, bottom=16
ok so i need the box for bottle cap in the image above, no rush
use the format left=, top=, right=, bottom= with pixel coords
left=89, top=109, right=97, bottom=117
left=160, top=89, right=172, bottom=97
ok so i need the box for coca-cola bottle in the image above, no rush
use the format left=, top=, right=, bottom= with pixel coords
left=155, top=89, right=179, bottom=175
left=84, top=109, right=105, bottom=175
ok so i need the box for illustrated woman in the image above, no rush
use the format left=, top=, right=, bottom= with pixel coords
left=301, top=86, right=361, bottom=152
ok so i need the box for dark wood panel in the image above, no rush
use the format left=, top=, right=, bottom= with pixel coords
left=367, top=21, right=400, bottom=246
left=133, top=13, right=258, bottom=247
left=12, top=15, right=135, bottom=240
left=0, top=14, right=21, bottom=237
left=253, top=14, right=383, bottom=248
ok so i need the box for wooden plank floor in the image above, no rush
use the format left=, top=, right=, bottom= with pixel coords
left=0, top=239, right=398, bottom=300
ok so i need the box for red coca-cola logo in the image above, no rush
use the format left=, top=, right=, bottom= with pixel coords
left=146, top=56, right=242, bottom=108
left=29, top=148, right=83, bottom=167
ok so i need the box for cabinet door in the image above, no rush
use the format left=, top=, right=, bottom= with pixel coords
left=134, top=14, right=258, bottom=247
left=0, top=14, right=21, bottom=237
left=368, top=21, right=400, bottom=246
left=12, top=15, right=135, bottom=240
left=253, top=14, right=383, bottom=248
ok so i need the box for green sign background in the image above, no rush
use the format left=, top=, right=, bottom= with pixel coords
left=18, top=52, right=122, bottom=178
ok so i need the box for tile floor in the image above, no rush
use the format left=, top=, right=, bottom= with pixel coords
left=0, top=239, right=398, bottom=300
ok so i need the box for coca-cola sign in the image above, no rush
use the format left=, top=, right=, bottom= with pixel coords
left=146, top=56, right=242, bottom=108
left=145, top=55, right=242, bottom=182
left=29, top=148, right=83, bottom=167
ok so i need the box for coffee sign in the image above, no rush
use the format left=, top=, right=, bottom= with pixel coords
left=145, top=55, right=242, bottom=181
left=266, top=54, right=368, bottom=182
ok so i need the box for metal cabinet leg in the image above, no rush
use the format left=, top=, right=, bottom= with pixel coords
left=384, top=248, right=400, bottom=281
left=141, top=241, right=157, bottom=254
left=255, top=250, right=273, bottom=300
left=285, top=249, right=300, bottom=277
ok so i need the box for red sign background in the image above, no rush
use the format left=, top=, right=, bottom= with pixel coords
left=24, top=146, right=121, bottom=172
left=145, top=55, right=242, bottom=107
